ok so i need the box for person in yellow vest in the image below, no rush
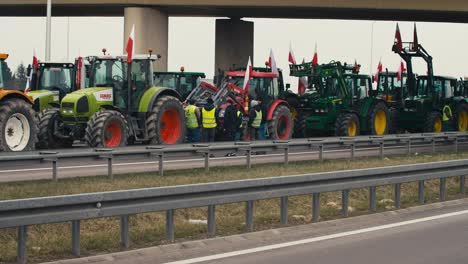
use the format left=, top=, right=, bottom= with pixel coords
left=248, top=100, right=263, bottom=141
left=201, top=97, right=217, bottom=142
left=184, top=99, right=201, bottom=143
left=443, top=104, right=453, bottom=131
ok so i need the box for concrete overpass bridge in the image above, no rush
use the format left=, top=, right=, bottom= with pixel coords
left=2, top=0, right=468, bottom=72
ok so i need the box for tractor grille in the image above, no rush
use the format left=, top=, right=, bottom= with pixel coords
left=62, top=102, right=74, bottom=110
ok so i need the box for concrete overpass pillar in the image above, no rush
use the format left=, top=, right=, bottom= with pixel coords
left=124, top=7, right=168, bottom=71
left=215, top=18, right=254, bottom=76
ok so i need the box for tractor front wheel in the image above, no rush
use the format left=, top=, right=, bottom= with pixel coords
left=268, top=105, right=293, bottom=140
left=335, top=113, right=360, bottom=137
left=424, top=111, right=443, bottom=133
left=37, top=109, right=74, bottom=149
left=368, top=102, right=389, bottom=136
left=0, top=98, right=37, bottom=152
left=455, top=103, right=468, bottom=132
left=147, top=96, right=186, bottom=145
left=85, top=110, right=128, bottom=148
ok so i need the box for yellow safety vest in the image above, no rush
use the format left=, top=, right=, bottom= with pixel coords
left=252, top=110, right=262, bottom=128
left=238, top=111, right=244, bottom=128
left=443, top=105, right=452, bottom=121
left=202, top=108, right=217, bottom=128
left=185, top=105, right=199, bottom=129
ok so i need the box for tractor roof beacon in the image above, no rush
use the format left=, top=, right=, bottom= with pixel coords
left=0, top=53, right=38, bottom=152
left=291, top=61, right=389, bottom=137
left=391, top=38, right=467, bottom=132
left=38, top=53, right=186, bottom=149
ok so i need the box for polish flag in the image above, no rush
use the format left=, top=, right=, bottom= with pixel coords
left=126, top=25, right=135, bottom=64
left=76, top=56, right=86, bottom=89
left=394, top=23, right=403, bottom=52
left=268, top=49, right=279, bottom=76
left=413, top=23, right=419, bottom=51
left=397, top=60, right=406, bottom=81
left=25, top=49, right=38, bottom=93
left=353, top=59, right=360, bottom=73
left=243, top=56, right=252, bottom=91
left=312, top=43, right=318, bottom=66
left=373, top=60, right=383, bottom=83
left=288, top=43, right=297, bottom=64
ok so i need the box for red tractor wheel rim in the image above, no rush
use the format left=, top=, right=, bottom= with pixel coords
left=277, top=115, right=290, bottom=140
left=160, top=109, right=181, bottom=144
left=104, top=121, right=122, bottom=147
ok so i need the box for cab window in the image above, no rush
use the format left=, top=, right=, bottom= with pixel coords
left=39, top=67, right=73, bottom=93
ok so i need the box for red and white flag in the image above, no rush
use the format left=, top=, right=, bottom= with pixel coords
left=126, top=25, right=135, bottom=64
left=288, top=43, right=297, bottom=64
left=76, top=56, right=86, bottom=89
left=397, top=60, right=406, bottom=81
left=243, top=56, right=252, bottom=91
left=25, top=49, right=38, bottom=93
left=312, top=43, right=318, bottom=66
left=413, top=23, right=419, bottom=51
left=373, top=60, right=383, bottom=83
left=268, top=49, right=279, bottom=76
left=394, top=23, right=403, bottom=52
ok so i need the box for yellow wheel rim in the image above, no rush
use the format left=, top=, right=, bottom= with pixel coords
left=374, top=110, right=387, bottom=135
left=458, top=111, right=468, bottom=131
left=347, top=120, right=357, bottom=137
left=434, top=117, right=442, bottom=132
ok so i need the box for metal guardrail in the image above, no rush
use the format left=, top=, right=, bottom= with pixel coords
left=1, top=159, right=468, bottom=263
left=0, top=132, right=466, bottom=181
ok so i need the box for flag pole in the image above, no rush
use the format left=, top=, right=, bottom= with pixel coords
left=45, top=0, right=52, bottom=61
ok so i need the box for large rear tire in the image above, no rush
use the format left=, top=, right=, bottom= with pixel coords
left=267, top=105, right=293, bottom=140
left=293, top=114, right=307, bottom=138
left=367, top=102, right=389, bottom=135
left=424, top=111, right=443, bottom=133
left=37, top=109, right=74, bottom=149
left=147, top=96, right=186, bottom=145
left=0, top=98, right=37, bottom=152
left=455, top=103, right=468, bottom=132
left=335, top=113, right=360, bottom=137
left=85, top=110, right=128, bottom=148
left=387, top=108, right=399, bottom=134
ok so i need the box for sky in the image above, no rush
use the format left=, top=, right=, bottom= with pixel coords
left=1, top=16, right=468, bottom=91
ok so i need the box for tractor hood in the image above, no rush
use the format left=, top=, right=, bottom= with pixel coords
left=27, top=89, right=60, bottom=111
left=27, top=89, right=59, bottom=101
left=60, top=87, right=114, bottom=120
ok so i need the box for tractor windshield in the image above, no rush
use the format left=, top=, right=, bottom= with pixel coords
left=90, top=59, right=126, bottom=88
left=0, top=61, right=5, bottom=88
left=311, top=76, right=345, bottom=98
left=154, top=73, right=203, bottom=100
left=38, top=65, right=73, bottom=93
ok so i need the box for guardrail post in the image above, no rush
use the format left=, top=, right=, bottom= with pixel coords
left=204, top=152, right=210, bottom=172
left=369, top=186, right=377, bottom=212
left=107, top=156, right=113, bottom=179
left=394, top=183, right=401, bottom=209
left=159, top=153, right=164, bottom=176
left=52, top=159, right=58, bottom=181
left=431, top=137, right=436, bottom=154
left=407, top=139, right=412, bottom=155
left=455, top=137, right=459, bottom=153
left=319, top=144, right=324, bottom=162
left=166, top=209, right=174, bottom=242
left=280, top=196, right=288, bottom=225
left=418, top=180, right=425, bottom=204
left=207, top=205, right=216, bottom=237
left=379, top=142, right=384, bottom=160
left=342, top=190, right=350, bottom=217
left=245, top=201, right=254, bottom=232
left=120, top=215, right=130, bottom=249
left=71, top=220, right=80, bottom=256
left=17, top=226, right=27, bottom=264
left=440, top=177, right=447, bottom=201
left=312, top=193, right=320, bottom=222
left=350, top=143, right=355, bottom=160
left=460, top=176, right=466, bottom=194
left=246, top=149, right=252, bottom=169
left=284, top=147, right=289, bottom=165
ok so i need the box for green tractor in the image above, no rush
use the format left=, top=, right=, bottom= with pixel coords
left=291, top=61, right=389, bottom=137
left=391, top=40, right=468, bottom=132
left=153, top=68, right=206, bottom=101
left=38, top=54, right=186, bottom=148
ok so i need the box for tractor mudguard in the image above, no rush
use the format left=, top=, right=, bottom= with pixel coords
left=0, top=89, right=33, bottom=104
left=28, top=89, right=60, bottom=111
left=266, top=99, right=289, bottom=121
left=138, top=86, right=181, bottom=112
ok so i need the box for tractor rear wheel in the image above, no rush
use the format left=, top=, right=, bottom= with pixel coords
left=85, top=110, right=128, bottom=148
left=335, top=113, right=360, bottom=137
left=268, top=105, right=293, bottom=140
left=293, top=114, right=307, bottom=138
left=147, top=96, right=186, bottom=145
left=367, top=102, right=389, bottom=135
left=37, top=109, right=74, bottom=149
left=455, top=103, right=468, bottom=131
left=0, top=98, right=37, bottom=152
left=424, top=111, right=443, bottom=133
left=388, top=108, right=399, bottom=134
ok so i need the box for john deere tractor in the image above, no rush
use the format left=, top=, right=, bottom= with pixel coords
left=392, top=40, right=468, bottom=132
left=153, top=68, right=205, bottom=101
left=38, top=54, right=186, bottom=148
left=291, top=61, right=389, bottom=137
left=0, top=53, right=38, bottom=151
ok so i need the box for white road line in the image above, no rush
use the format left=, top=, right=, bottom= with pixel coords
left=0, top=145, right=408, bottom=174
left=163, top=209, right=468, bottom=264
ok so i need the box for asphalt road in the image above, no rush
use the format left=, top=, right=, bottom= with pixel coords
left=0, top=143, right=457, bottom=183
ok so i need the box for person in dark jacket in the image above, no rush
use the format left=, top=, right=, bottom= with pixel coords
left=201, top=97, right=217, bottom=142
left=223, top=99, right=243, bottom=141
left=248, top=100, right=263, bottom=141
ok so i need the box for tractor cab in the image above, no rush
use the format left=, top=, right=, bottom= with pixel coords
left=0, top=54, right=10, bottom=89
left=373, top=71, right=408, bottom=106
left=153, top=69, right=205, bottom=101
left=416, top=75, right=456, bottom=102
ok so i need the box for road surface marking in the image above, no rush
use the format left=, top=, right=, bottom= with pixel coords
left=163, top=209, right=468, bottom=264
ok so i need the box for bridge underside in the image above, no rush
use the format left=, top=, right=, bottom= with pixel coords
left=1, top=5, right=468, bottom=23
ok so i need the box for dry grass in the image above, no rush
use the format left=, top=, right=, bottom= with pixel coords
left=0, top=151, right=468, bottom=263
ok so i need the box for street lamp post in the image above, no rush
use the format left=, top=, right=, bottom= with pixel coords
left=370, top=21, right=376, bottom=75
left=45, top=0, right=52, bottom=61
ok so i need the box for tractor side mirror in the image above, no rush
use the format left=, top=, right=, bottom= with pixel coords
left=286, top=83, right=291, bottom=90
